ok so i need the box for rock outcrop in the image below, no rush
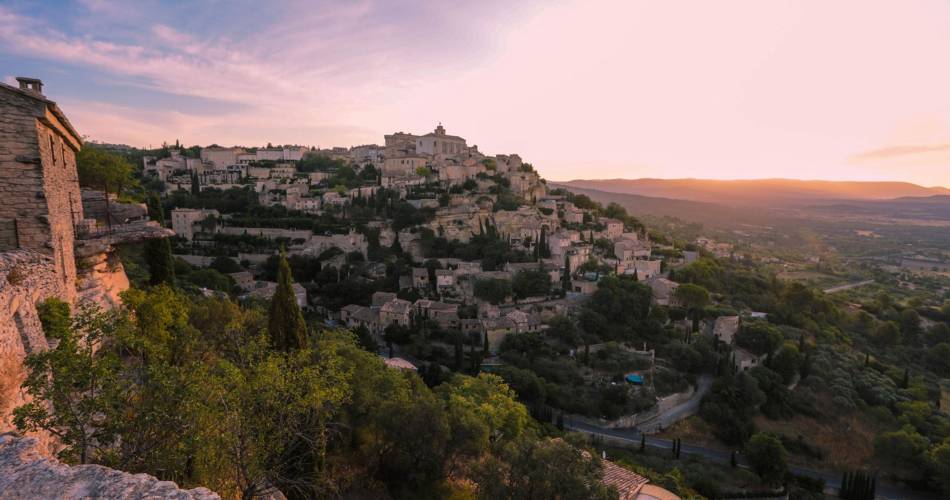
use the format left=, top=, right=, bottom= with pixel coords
left=0, top=250, right=65, bottom=455
left=0, top=433, right=219, bottom=499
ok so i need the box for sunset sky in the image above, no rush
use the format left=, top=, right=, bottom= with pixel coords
left=3, top=0, right=950, bottom=187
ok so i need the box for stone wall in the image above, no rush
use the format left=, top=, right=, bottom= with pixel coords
left=0, top=89, right=48, bottom=250
left=38, top=105, right=84, bottom=305
left=0, top=85, right=83, bottom=303
left=0, top=250, right=67, bottom=455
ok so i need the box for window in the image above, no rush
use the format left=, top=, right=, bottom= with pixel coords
left=49, top=136, right=57, bottom=166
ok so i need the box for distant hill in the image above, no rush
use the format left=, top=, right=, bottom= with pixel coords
left=804, top=195, right=950, bottom=221
left=555, top=178, right=950, bottom=207
left=548, top=183, right=799, bottom=229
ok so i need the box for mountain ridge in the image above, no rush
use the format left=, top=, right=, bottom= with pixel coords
left=554, top=178, right=950, bottom=207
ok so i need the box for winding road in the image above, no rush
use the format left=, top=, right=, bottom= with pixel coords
left=823, top=279, right=875, bottom=294
left=636, top=375, right=713, bottom=433
left=564, top=417, right=939, bottom=500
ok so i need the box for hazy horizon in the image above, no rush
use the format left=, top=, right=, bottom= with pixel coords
left=550, top=177, right=950, bottom=189
left=4, top=1, right=950, bottom=187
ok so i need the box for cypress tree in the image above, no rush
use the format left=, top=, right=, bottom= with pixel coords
left=539, top=227, right=550, bottom=258
left=640, top=434, right=646, bottom=452
left=144, top=194, right=175, bottom=286
left=190, top=170, right=200, bottom=196
left=390, top=232, right=403, bottom=255
left=562, top=254, right=572, bottom=290
left=454, top=337, right=464, bottom=370
left=268, top=250, right=307, bottom=351
left=901, top=368, right=909, bottom=389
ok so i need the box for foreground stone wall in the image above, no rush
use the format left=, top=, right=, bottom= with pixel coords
left=0, top=434, right=219, bottom=499
left=0, top=250, right=67, bottom=455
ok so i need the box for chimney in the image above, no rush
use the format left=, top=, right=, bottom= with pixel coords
left=15, top=77, right=44, bottom=96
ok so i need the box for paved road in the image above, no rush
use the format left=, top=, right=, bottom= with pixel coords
left=642, top=375, right=713, bottom=432
left=565, top=420, right=939, bottom=500
left=823, top=279, right=875, bottom=294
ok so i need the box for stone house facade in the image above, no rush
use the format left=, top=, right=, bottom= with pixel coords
left=0, top=78, right=84, bottom=300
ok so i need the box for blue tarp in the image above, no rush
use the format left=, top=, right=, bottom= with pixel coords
left=625, top=373, right=644, bottom=385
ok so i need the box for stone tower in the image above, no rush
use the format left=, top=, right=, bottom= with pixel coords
left=0, top=77, right=84, bottom=302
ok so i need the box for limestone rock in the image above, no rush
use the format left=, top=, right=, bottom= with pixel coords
left=0, top=433, right=219, bottom=499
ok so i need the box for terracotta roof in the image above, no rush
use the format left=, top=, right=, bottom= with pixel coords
left=601, top=460, right=649, bottom=500
left=383, top=357, right=417, bottom=370
left=372, top=291, right=397, bottom=307
left=381, top=298, right=412, bottom=314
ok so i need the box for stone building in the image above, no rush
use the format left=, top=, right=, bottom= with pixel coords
left=382, top=155, right=426, bottom=177
left=171, top=208, right=219, bottom=241
left=200, top=146, right=245, bottom=168
left=0, top=77, right=86, bottom=298
left=142, top=149, right=203, bottom=183
left=383, top=132, right=418, bottom=157
left=0, top=78, right=173, bottom=453
left=415, top=124, right=467, bottom=157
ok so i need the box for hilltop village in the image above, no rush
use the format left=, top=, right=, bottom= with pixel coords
left=151, top=125, right=703, bottom=362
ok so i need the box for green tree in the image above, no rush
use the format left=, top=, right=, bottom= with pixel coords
left=76, top=147, right=135, bottom=195
left=76, top=147, right=137, bottom=229
left=744, top=432, right=788, bottom=486
left=144, top=194, right=176, bottom=286
left=13, top=300, right=121, bottom=464
left=929, top=438, right=950, bottom=495
left=769, top=343, right=802, bottom=384
left=673, top=283, right=710, bottom=332
left=736, top=320, right=783, bottom=355
left=268, top=251, right=307, bottom=351
left=474, top=278, right=513, bottom=305
left=437, top=373, right=529, bottom=443
left=189, top=343, right=348, bottom=498
left=471, top=437, right=617, bottom=500
left=870, top=321, right=901, bottom=346
left=700, top=373, right=762, bottom=445
left=925, top=343, right=950, bottom=376
left=874, top=425, right=929, bottom=478
left=415, top=166, right=432, bottom=179
left=547, top=314, right=581, bottom=347
left=579, top=276, right=654, bottom=342
left=512, top=267, right=551, bottom=299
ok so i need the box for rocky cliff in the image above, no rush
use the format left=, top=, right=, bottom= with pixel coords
left=0, top=250, right=65, bottom=456
left=0, top=433, right=219, bottom=499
